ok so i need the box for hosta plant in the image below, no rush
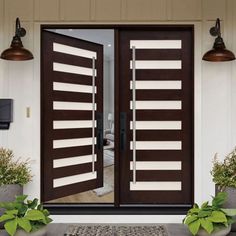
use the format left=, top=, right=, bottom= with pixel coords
left=0, top=147, right=32, bottom=186
left=183, top=192, right=236, bottom=235
left=211, top=148, right=236, bottom=191
left=0, top=195, right=52, bottom=236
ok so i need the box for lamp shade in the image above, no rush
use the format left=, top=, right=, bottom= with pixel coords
left=1, top=36, right=33, bottom=61
left=202, top=36, right=235, bottom=62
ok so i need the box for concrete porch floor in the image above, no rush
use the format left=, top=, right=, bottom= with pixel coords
left=0, top=224, right=235, bottom=235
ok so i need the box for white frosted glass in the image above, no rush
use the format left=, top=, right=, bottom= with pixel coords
left=53, top=137, right=96, bottom=149
left=130, top=81, right=182, bottom=90
left=53, top=120, right=96, bottom=129
left=53, top=101, right=96, bottom=111
left=130, top=101, right=182, bottom=110
left=130, top=141, right=182, bottom=150
left=130, top=181, right=182, bottom=191
left=53, top=62, right=97, bottom=76
left=130, top=161, right=182, bottom=170
left=53, top=82, right=97, bottom=94
left=130, top=40, right=182, bottom=49
left=130, top=60, right=181, bottom=69
left=53, top=43, right=97, bottom=59
left=130, top=121, right=182, bottom=130
left=53, top=172, right=97, bottom=188
left=53, top=155, right=97, bottom=168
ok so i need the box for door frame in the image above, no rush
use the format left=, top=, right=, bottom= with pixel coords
left=40, top=24, right=200, bottom=215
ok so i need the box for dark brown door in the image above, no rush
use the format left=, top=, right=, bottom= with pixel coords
left=41, top=31, right=103, bottom=202
left=119, top=27, right=194, bottom=205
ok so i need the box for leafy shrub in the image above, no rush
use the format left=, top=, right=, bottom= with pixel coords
left=0, top=195, right=52, bottom=236
left=211, top=148, right=236, bottom=190
left=0, top=148, right=32, bottom=186
left=183, top=192, right=236, bottom=235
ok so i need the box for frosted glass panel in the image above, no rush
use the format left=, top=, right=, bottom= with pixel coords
left=130, top=40, right=182, bottom=49
left=53, top=62, right=97, bottom=76
left=130, top=141, right=182, bottom=150
left=53, top=82, right=97, bottom=94
left=130, top=101, right=182, bottom=110
left=130, top=60, right=182, bottom=69
left=53, top=154, right=97, bottom=168
left=53, top=43, right=97, bottom=59
left=130, top=81, right=182, bottom=90
left=130, top=181, right=182, bottom=191
left=53, top=120, right=96, bottom=129
left=130, top=121, right=182, bottom=130
left=53, top=101, right=97, bottom=111
left=53, top=172, right=97, bottom=188
left=130, top=161, right=182, bottom=170
left=53, top=137, right=96, bottom=149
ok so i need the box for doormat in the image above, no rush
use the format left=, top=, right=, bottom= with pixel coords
left=64, top=225, right=168, bottom=236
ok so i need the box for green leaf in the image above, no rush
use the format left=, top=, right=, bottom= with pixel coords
left=201, top=201, right=209, bottom=209
left=28, top=198, right=38, bottom=209
left=208, top=211, right=227, bottom=223
left=222, top=208, right=236, bottom=216
left=198, top=209, right=212, bottom=218
left=4, top=219, right=17, bottom=236
left=17, top=218, right=31, bottom=232
left=188, top=219, right=201, bottom=235
left=212, top=192, right=227, bottom=208
left=0, top=214, right=15, bottom=222
left=5, top=210, right=18, bottom=216
left=0, top=202, right=15, bottom=210
left=26, top=210, right=46, bottom=221
left=200, top=218, right=214, bottom=234
left=16, top=195, right=28, bottom=203
left=184, top=215, right=198, bottom=225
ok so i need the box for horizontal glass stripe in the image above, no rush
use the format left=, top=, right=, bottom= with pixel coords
left=53, top=171, right=97, bottom=188
left=53, top=43, right=97, bottom=59
left=130, top=81, right=182, bottom=90
left=130, top=141, right=182, bottom=150
left=53, top=120, right=96, bottom=129
left=130, top=121, right=182, bottom=130
left=53, top=82, right=97, bottom=94
left=53, top=137, right=96, bottom=149
left=53, top=154, right=97, bottom=168
left=130, top=101, right=182, bottom=110
left=130, top=40, right=182, bottom=49
left=130, top=60, right=182, bottom=69
left=53, top=62, right=97, bottom=76
left=130, top=161, right=182, bottom=170
left=53, top=101, right=97, bottom=111
left=130, top=181, right=182, bottom=191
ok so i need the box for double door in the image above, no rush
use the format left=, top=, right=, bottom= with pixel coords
left=41, top=26, right=194, bottom=206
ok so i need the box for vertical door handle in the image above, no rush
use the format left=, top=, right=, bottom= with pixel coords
left=120, top=112, right=126, bottom=151
left=96, top=112, right=103, bottom=151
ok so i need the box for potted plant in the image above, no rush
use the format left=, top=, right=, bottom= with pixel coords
left=211, top=148, right=236, bottom=231
left=0, top=195, right=52, bottom=236
left=0, top=148, right=32, bottom=202
left=183, top=192, right=236, bottom=236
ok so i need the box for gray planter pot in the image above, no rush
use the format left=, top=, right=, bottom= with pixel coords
left=14, top=227, right=47, bottom=236
left=197, top=225, right=231, bottom=236
left=216, top=186, right=236, bottom=232
left=0, top=184, right=23, bottom=229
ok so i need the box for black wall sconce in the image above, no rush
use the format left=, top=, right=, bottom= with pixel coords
left=202, top=18, right=235, bottom=62
left=0, top=17, right=33, bottom=61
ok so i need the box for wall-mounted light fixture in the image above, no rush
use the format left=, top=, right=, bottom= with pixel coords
left=0, top=17, right=33, bottom=61
left=202, top=18, right=235, bottom=62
